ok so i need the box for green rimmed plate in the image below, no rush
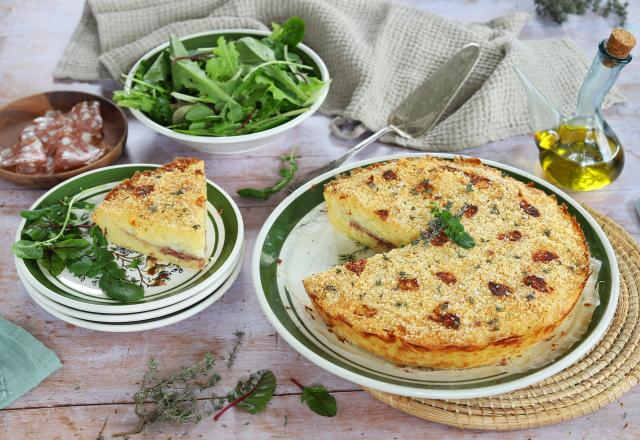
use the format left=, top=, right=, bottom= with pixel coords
left=15, top=164, right=244, bottom=314
left=252, top=153, right=619, bottom=399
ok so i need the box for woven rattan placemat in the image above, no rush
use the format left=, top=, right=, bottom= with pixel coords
left=364, top=208, right=639, bottom=430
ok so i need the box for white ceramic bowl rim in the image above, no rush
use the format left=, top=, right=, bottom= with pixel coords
left=124, top=29, right=330, bottom=145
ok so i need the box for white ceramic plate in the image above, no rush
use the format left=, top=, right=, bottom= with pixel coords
left=252, top=153, right=619, bottom=399
left=19, top=244, right=244, bottom=323
left=25, top=248, right=244, bottom=332
left=15, top=164, right=244, bottom=314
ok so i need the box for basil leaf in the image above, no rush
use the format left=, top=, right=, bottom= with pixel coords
left=99, top=273, right=144, bottom=303
left=301, top=385, right=337, bottom=417
left=12, top=240, right=43, bottom=259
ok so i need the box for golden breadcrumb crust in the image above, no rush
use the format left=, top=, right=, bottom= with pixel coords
left=92, top=157, right=207, bottom=270
left=303, top=156, right=590, bottom=369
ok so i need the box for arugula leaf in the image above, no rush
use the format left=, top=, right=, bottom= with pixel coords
left=213, top=369, right=276, bottom=421
left=205, top=36, right=240, bottom=81
left=237, top=150, right=298, bottom=199
left=292, top=379, right=337, bottom=417
left=169, top=34, right=237, bottom=106
left=143, top=50, right=170, bottom=85
left=268, top=16, right=305, bottom=47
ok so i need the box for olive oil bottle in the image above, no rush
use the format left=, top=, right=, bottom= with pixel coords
left=519, top=28, right=635, bottom=191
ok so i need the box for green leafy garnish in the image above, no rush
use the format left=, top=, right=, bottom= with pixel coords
left=237, top=149, right=298, bottom=199
left=11, top=197, right=143, bottom=303
left=291, top=378, right=337, bottom=417
left=430, top=203, right=476, bottom=249
left=114, top=17, right=326, bottom=137
left=213, top=370, right=276, bottom=421
left=114, top=354, right=222, bottom=437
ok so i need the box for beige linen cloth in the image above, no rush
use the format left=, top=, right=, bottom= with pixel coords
left=54, top=0, right=624, bottom=151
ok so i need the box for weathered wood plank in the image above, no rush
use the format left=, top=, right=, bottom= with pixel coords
left=1, top=389, right=639, bottom=440
left=0, top=0, right=639, bottom=438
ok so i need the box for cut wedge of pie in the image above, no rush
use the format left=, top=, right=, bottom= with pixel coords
left=92, top=157, right=208, bottom=270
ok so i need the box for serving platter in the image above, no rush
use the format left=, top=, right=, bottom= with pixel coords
left=24, top=247, right=244, bottom=332
left=14, top=164, right=244, bottom=314
left=252, top=153, right=619, bottom=399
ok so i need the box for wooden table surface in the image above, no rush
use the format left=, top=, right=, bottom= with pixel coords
left=1, top=1, right=639, bottom=439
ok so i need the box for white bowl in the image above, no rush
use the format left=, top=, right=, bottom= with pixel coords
left=125, top=29, right=330, bottom=154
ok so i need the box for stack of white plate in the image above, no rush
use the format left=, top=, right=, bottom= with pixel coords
left=14, top=164, right=244, bottom=332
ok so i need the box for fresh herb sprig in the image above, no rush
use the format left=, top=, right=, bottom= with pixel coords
left=114, top=354, right=222, bottom=437
left=237, top=149, right=298, bottom=199
left=113, top=17, right=326, bottom=137
left=11, top=197, right=144, bottom=303
left=533, top=0, right=628, bottom=26
left=291, top=378, right=337, bottom=417
left=430, top=202, right=476, bottom=249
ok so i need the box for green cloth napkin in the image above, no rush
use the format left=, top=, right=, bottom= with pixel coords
left=54, top=0, right=625, bottom=151
left=0, top=318, right=61, bottom=409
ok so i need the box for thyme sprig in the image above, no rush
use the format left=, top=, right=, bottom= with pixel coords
left=114, top=354, right=221, bottom=437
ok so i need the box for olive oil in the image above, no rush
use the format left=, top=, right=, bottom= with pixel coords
left=534, top=123, right=624, bottom=191
left=517, top=28, right=635, bottom=192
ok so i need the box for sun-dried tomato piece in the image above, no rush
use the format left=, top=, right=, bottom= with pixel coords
left=135, top=185, right=154, bottom=196
left=463, top=204, right=478, bottom=218
left=441, top=313, right=461, bottom=329
left=430, top=230, right=449, bottom=246
left=497, top=230, right=522, bottom=241
left=520, top=200, right=540, bottom=217
left=375, top=209, right=389, bottom=220
left=523, top=275, right=549, bottom=292
left=345, top=259, right=367, bottom=276
left=429, top=304, right=461, bottom=329
left=354, top=304, right=377, bottom=317
left=488, top=282, right=513, bottom=297
left=532, top=250, right=559, bottom=263
left=398, top=278, right=420, bottom=291
left=436, top=272, right=457, bottom=285
left=382, top=170, right=397, bottom=180
left=415, top=179, right=434, bottom=194
left=464, top=172, right=491, bottom=188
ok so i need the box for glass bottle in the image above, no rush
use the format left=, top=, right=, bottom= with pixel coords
left=520, top=28, right=635, bottom=191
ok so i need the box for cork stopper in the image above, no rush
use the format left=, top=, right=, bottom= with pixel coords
left=605, top=28, right=636, bottom=59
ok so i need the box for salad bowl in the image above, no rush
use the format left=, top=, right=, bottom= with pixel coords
left=123, top=29, right=330, bottom=155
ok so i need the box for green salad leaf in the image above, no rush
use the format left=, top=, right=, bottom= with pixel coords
left=291, top=378, right=337, bottom=417
left=213, top=369, right=276, bottom=421
left=12, top=198, right=144, bottom=303
left=113, top=17, right=325, bottom=137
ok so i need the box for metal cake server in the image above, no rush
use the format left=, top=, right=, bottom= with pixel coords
left=289, top=43, right=481, bottom=192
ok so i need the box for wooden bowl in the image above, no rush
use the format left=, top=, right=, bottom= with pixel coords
left=0, top=91, right=127, bottom=188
